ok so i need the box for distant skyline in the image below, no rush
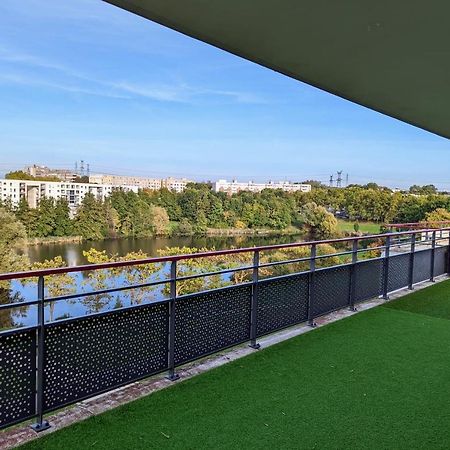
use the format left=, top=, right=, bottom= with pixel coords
left=1, top=0, right=449, bottom=189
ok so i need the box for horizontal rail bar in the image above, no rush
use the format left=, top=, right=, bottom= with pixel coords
left=1, top=227, right=449, bottom=281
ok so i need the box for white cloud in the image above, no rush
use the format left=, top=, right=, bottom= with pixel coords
left=0, top=47, right=266, bottom=104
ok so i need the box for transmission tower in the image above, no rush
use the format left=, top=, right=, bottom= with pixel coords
left=336, top=170, right=343, bottom=188
left=87, top=163, right=90, bottom=177
left=345, top=173, right=349, bottom=186
left=80, top=160, right=85, bottom=177
left=329, top=174, right=334, bottom=187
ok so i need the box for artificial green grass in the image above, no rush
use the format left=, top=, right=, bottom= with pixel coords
left=20, top=281, right=450, bottom=449
left=384, top=280, right=450, bottom=320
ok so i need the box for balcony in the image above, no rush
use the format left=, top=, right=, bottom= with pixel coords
left=0, top=226, right=449, bottom=448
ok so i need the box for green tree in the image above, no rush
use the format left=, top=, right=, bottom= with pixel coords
left=299, top=202, right=338, bottom=239
left=54, top=199, right=73, bottom=236
left=0, top=208, right=29, bottom=288
left=151, top=206, right=170, bottom=235
left=73, top=193, right=107, bottom=240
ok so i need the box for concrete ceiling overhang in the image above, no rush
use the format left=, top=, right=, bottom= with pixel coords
left=104, top=0, right=450, bottom=139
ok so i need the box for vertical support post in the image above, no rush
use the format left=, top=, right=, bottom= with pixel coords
left=249, top=250, right=260, bottom=349
left=307, top=244, right=317, bottom=327
left=348, top=239, right=358, bottom=311
left=382, top=236, right=391, bottom=300
left=408, top=233, right=416, bottom=290
left=166, top=260, right=179, bottom=381
left=448, top=232, right=450, bottom=275
left=430, top=230, right=436, bottom=282
left=31, top=276, right=50, bottom=432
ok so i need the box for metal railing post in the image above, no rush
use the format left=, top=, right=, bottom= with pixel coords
left=166, top=260, right=180, bottom=381
left=348, top=239, right=358, bottom=311
left=448, top=233, right=450, bottom=275
left=430, top=230, right=436, bottom=282
left=307, top=244, right=317, bottom=327
left=31, top=276, right=50, bottom=432
left=382, top=236, right=391, bottom=300
left=408, top=233, right=416, bottom=290
left=249, top=250, right=260, bottom=349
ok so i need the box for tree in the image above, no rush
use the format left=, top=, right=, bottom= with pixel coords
left=53, top=199, right=73, bottom=236
left=5, top=170, right=59, bottom=182
left=299, top=202, right=338, bottom=239
left=423, top=208, right=450, bottom=226
left=409, top=184, right=438, bottom=195
left=151, top=206, right=170, bottom=235
left=72, top=193, right=107, bottom=240
left=34, top=197, right=57, bottom=237
left=0, top=208, right=29, bottom=288
left=14, top=197, right=36, bottom=236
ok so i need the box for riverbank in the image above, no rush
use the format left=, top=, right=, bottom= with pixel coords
left=26, top=235, right=83, bottom=246
left=204, top=226, right=303, bottom=236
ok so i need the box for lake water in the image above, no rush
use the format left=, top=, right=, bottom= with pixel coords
left=26, top=234, right=305, bottom=265
left=2, top=233, right=305, bottom=331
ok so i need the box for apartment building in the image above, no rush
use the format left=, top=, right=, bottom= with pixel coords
left=24, top=165, right=78, bottom=182
left=89, top=174, right=192, bottom=192
left=0, top=179, right=138, bottom=209
left=212, top=179, right=312, bottom=195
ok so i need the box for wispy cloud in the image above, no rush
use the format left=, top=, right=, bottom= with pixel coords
left=0, top=73, right=131, bottom=99
left=0, top=47, right=266, bottom=104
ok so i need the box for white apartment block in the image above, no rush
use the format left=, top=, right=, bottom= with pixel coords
left=0, top=179, right=138, bottom=210
left=89, top=174, right=192, bottom=193
left=213, top=179, right=312, bottom=195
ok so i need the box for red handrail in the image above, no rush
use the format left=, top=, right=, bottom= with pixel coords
left=386, top=221, right=450, bottom=229
left=1, top=227, right=449, bottom=281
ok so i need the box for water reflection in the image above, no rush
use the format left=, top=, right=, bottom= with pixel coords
left=1, top=234, right=305, bottom=331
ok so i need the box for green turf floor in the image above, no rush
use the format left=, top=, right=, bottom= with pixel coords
left=18, top=279, right=450, bottom=449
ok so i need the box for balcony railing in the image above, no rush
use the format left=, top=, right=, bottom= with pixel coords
left=0, top=227, right=449, bottom=432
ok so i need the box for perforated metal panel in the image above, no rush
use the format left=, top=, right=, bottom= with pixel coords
left=354, top=259, right=383, bottom=303
left=413, top=249, right=432, bottom=284
left=387, top=253, right=410, bottom=292
left=434, top=246, right=448, bottom=276
left=0, top=329, right=36, bottom=429
left=174, top=285, right=251, bottom=365
left=43, top=302, right=169, bottom=411
left=312, top=265, right=351, bottom=317
left=257, top=273, right=309, bottom=337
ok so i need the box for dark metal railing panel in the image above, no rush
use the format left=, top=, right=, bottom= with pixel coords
left=412, top=249, right=432, bottom=284
left=256, top=273, right=309, bottom=337
left=434, top=247, right=448, bottom=276
left=174, top=285, right=252, bottom=366
left=312, top=265, right=351, bottom=317
left=354, top=259, right=384, bottom=303
left=387, top=253, right=410, bottom=293
left=42, top=302, right=169, bottom=412
left=0, top=329, right=36, bottom=429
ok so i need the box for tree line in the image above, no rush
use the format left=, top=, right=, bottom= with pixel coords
left=1, top=182, right=449, bottom=241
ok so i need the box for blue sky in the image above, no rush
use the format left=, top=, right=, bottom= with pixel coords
left=0, top=0, right=449, bottom=188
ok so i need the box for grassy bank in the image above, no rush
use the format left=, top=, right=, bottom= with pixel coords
left=19, top=280, right=450, bottom=449
left=337, top=219, right=381, bottom=234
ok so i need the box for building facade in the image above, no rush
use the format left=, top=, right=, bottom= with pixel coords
left=24, top=165, right=78, bottom=182
left=89, top=174, right=192, bottom=192
left=0, top=179, right=138, bottom=210
left=212, top=179, right=312, bottom=195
